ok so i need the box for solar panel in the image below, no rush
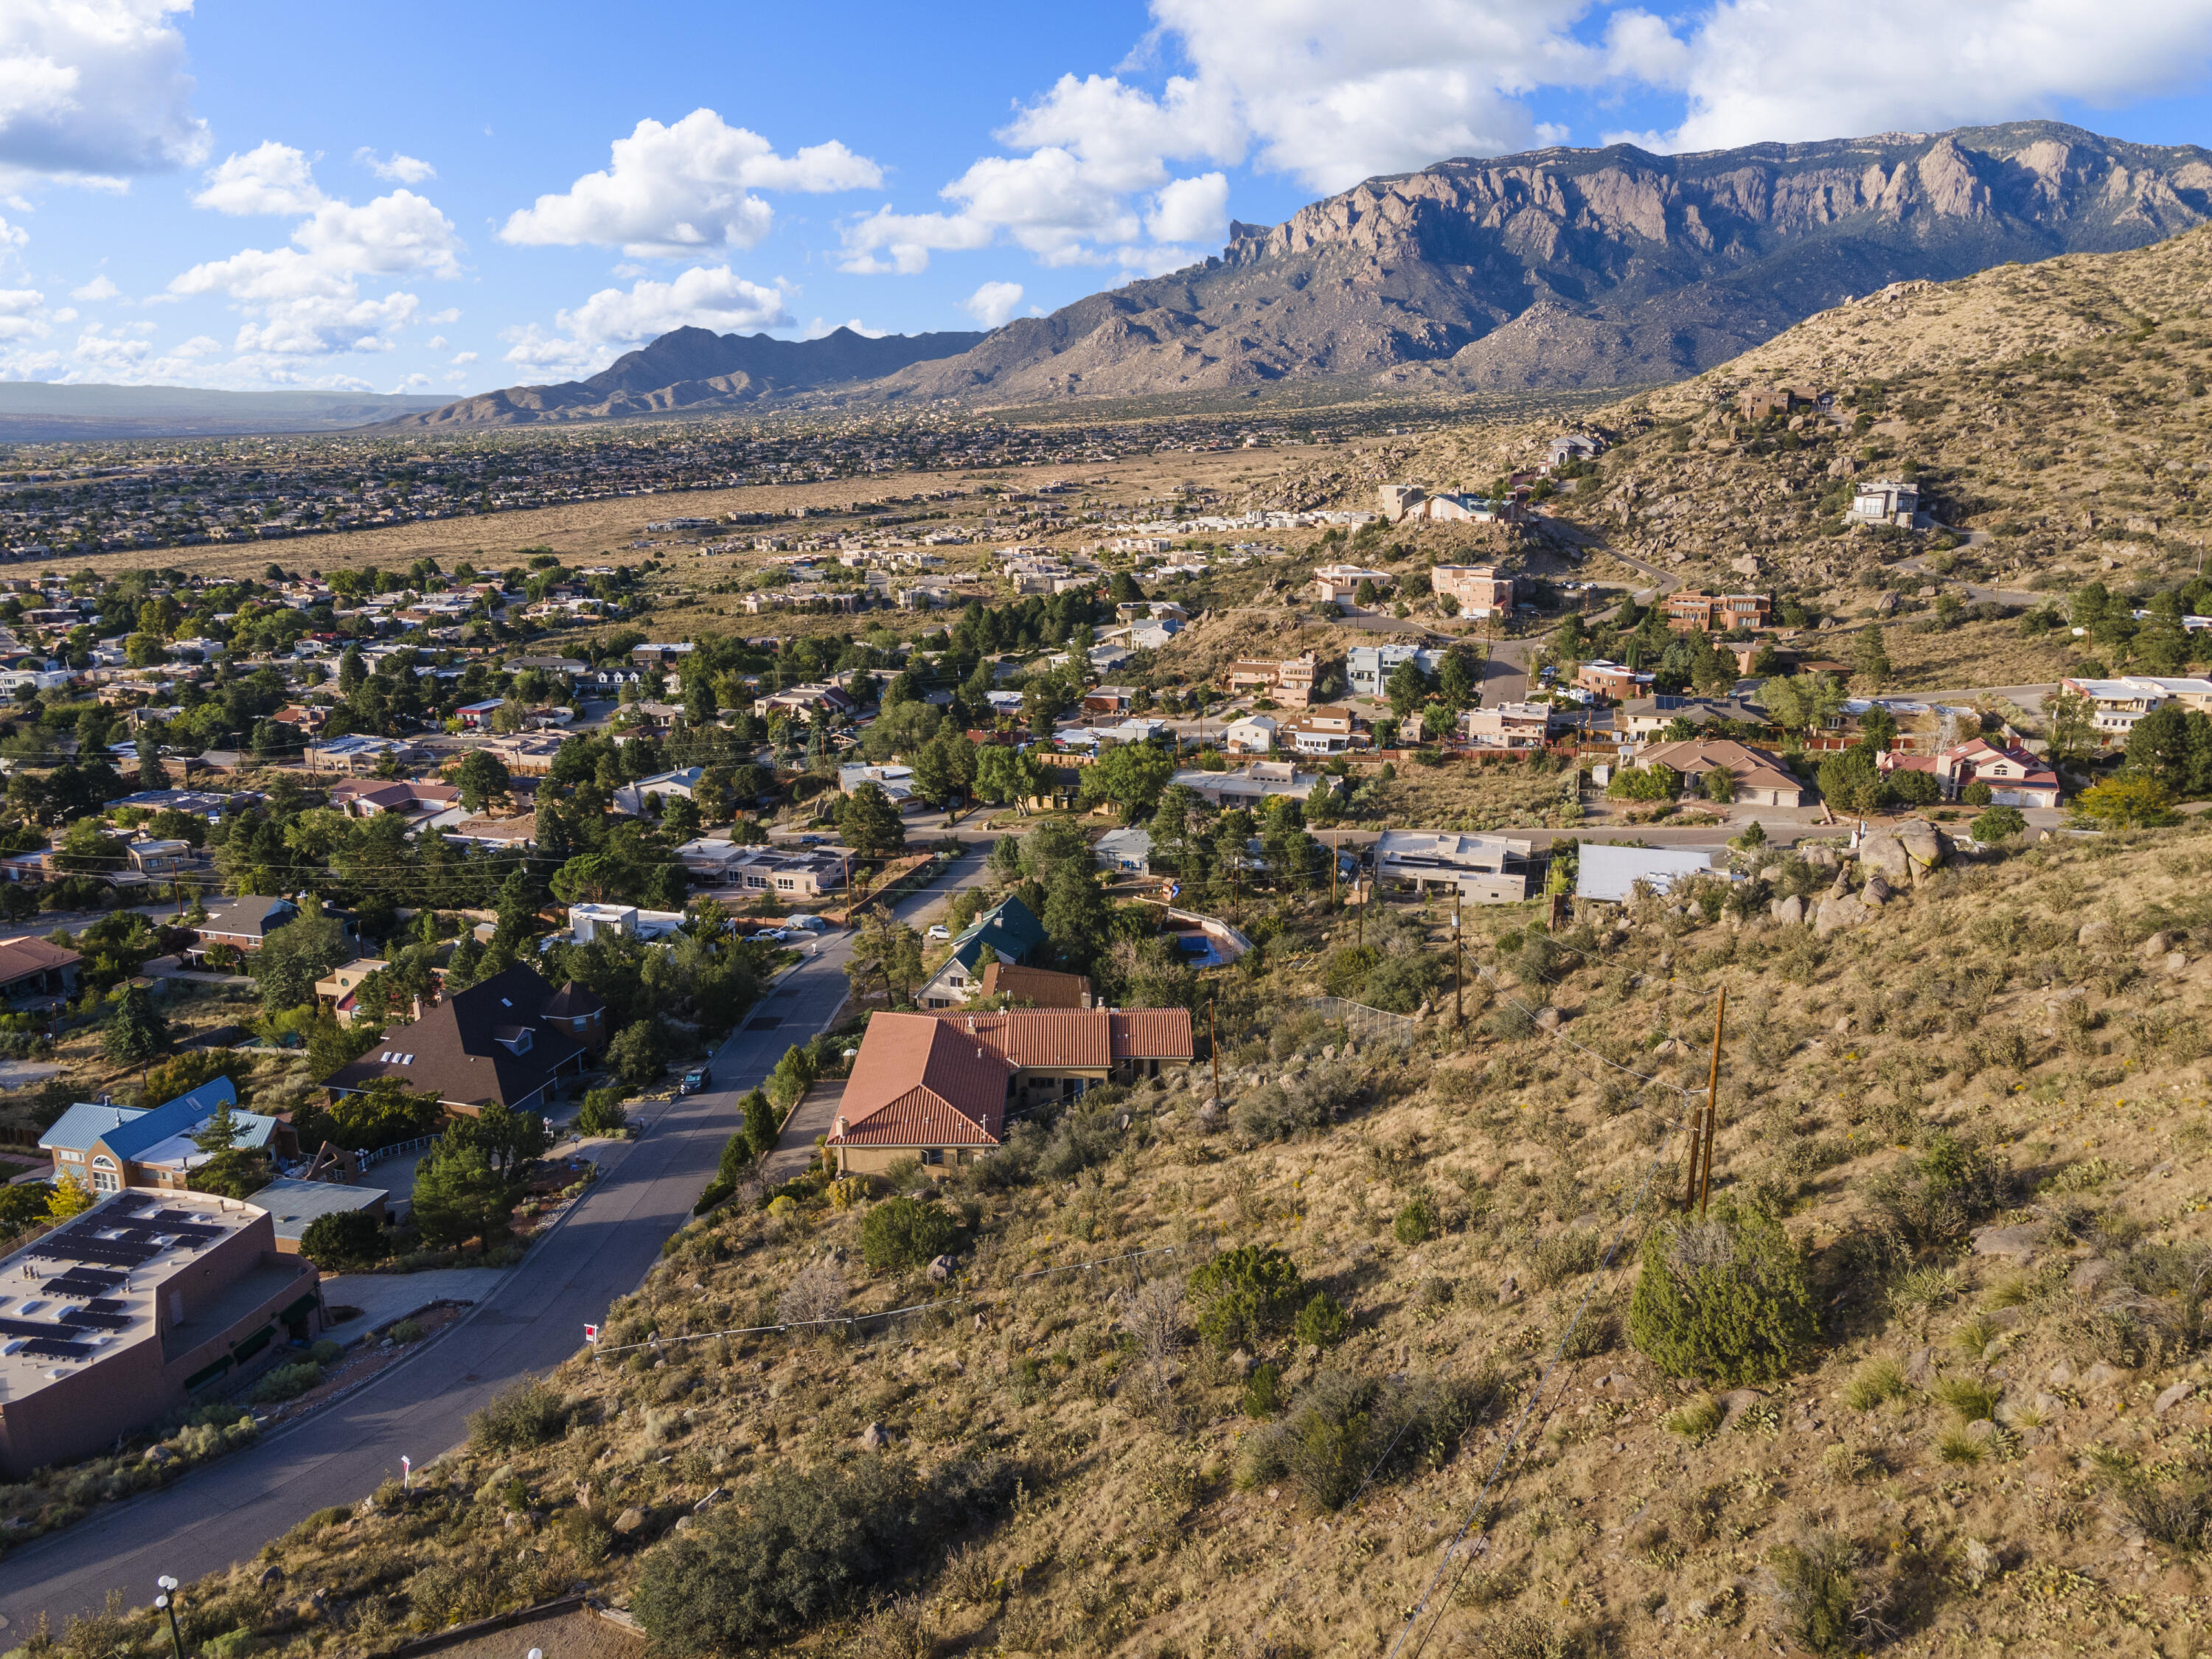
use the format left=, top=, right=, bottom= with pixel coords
left=44, top=1275, right=123, bottom=1299
left=18, top=1338, right=94, bottom=1360
left=54, top=1309, right=128, bottom=1332
left=102, top=1194, right=154, bottom=1217
left=81, top=1298, right=126, bottom=1315
left=29, top=1239, right=159, bottom=1267
left=0, top=1318, right=72, bottom=1340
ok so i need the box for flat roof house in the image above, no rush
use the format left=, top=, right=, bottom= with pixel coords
left=917, top=895, right=1048, bottom=1009
left=676, top=842, right=845, bottom=894
left=826, top=1008, right=1194, bottom=1176
left=1464, top=701, right=1557, bottom=749
left=324, top=964, right=592, bottom=1116
left=0, top=1189, right=323, bottom=1478
left=253, top=1178, right=390, bottom=1254
left=1373, top=830, right=1535, bottom=904
left=1577, top=844, right=1728, bottom=903
left=1431, top=566, right=1518, bottom=619
left=313, top=958, right=388, bottom=1026
left=1166, top=760, right=1329, bottom=810
left=1225, top=655, right=1322, bottom=708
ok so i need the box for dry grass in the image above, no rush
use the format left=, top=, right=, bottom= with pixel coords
left=98, top=816, right=2212, bottom=1659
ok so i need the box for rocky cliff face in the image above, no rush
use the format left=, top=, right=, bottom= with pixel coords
left=874, top=122, right=2212, bottom=403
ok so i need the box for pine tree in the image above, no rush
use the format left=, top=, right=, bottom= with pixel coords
left=1851, top=625, right=1892, bottom=690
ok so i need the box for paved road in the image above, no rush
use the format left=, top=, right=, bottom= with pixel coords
left=0, top=847, right=991, bottom=1631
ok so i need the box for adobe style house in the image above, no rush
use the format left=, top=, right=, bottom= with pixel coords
left=917, top=896, right=1048, bottom=1009
left=323, top=964, right=602, bottom=1116
left=1666, top=592, right=1771, bottom=633
left=313, top=958, right=388, bottom=1026
left=1430, top=566, right=1518, bottom=618
left=40, top=1077, right=297, bottom=1194
left=826, top=1009, right=1195, bottom=1177
left=1225, top=655, right=1322, bottom=707
left=0, top=1189, right=321, bottom=1477
left=1373, top=831, right=1534, bottom=903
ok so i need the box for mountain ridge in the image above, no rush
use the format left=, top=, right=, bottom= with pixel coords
left=393, top=120, right=2212, bottom=428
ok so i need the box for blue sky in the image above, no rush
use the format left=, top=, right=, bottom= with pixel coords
left=4, top=0, right=2212, bottom=398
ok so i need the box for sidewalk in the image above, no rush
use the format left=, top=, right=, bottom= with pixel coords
left=761, top=1079, right=844, bottom=1186
left=318, top=1266, right=508, bottom=1329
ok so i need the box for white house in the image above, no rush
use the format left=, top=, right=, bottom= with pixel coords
left=1223, top=714, right=1277, bottom=754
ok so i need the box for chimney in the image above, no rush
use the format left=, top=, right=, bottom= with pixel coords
left=410, top=995, right=423, bottom=1021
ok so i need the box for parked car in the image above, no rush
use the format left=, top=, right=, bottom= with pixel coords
left=680, top=1065, right=711, bottom=1095
left=787, top=915, right=829, bottom=933
left=927, top=923, right=950, bottom=941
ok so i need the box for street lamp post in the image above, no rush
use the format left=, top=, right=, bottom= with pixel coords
left=156, top=1576, right=184, bottom=1659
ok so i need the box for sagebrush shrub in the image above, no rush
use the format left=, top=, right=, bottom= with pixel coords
left=468, top=1380, right=568, bottom=1452
left=1628, top=1198, right=1817, bottom=1384
left=1188, top=1245, right=1307, bottom=1349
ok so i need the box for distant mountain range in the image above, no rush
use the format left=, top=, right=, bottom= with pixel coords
left=400, top=120, right=2212, bottom=428
left=0, top=383, right=451, bottom=442
left=376, top=327, right=989, bottom=428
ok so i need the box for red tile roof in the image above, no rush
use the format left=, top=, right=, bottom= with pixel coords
left=831, top=1012, right=1009, bottom=1147
left=1109, top=1009, right=1197, bottom=1060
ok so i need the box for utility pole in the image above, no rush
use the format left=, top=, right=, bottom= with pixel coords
left=1209, top=994, right=1220, bottom=1105
left=1330, top=828, right=1338, bottom=908
left=1700, top=986, right=1727, bottom=1218
left=1453, top=890, right=1463, bottom=1028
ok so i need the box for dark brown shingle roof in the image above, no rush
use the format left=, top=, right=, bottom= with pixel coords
left=326, top=964, right=585, bottom=1111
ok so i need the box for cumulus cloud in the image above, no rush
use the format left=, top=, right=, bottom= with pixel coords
left=0, top=215, right=27, bottom=255
left=1145, top=172, right=1228, bottom=244
left=194, top=142, right=324, bottom=215
left=1662, top=1, right=2212, bottom=150
left=451, top=349, right=477, bottom=364
left=0, top=0, right=206, bottom=182
left=961, top=280, right=1025, bottom=327
left=500, top=109, right=881, bottom=257
left=0, top=287, right=49, bottom=340
left=502, top=265, right=790, bottom=375
left=171, top=175, right=463, bottom=360
left=355, top=148, right=434, bottom=184
left=69, top=274, right=117, bottom=301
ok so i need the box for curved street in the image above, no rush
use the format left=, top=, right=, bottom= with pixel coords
left=0, top=846, right=988, bottom=1632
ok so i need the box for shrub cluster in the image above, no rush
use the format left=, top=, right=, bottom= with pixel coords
left=1235, top=1368, right=1490, bottom=1510
left=1628, top=1198, right=1818, bottom=1385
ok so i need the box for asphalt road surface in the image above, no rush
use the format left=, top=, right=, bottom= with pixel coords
left=0, top=846, right=990, bottom=1632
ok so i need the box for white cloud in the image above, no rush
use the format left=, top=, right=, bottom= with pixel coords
left=1662, top=1, right=2212, bottom=151
left=425, top=307, right=459, bottom=324
left=500, top=108, right=881, bottom=257
left=171, top=333, right=218, bottom=357
left=392, top=372, right=430, bottom=391
left=170, top=181, right=463, bottom=360
left=451, top=349, right=477, bottom=364
left=1145, top=172, right=1228, bottom=244
left=0, top=214, right=26, bottom=254
left=503, top=264, right=791, bottom=375
left=426, top=333, right=446, bottom=351
left=0, top=0, right=206, bottom=182
left=69, top=273, right=116, bottom=301
left=194, top=142, right=324, bottom=215
left=0, top=287, right=49, bottom=340
left=355, top=147, right=434, bottom=184
left=961, top=280, right=1024, bottom=327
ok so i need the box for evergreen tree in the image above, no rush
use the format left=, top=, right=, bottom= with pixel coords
left=101, top=984, right=171, bottom=1071
left=1851, top=625, right=1892, bottom=690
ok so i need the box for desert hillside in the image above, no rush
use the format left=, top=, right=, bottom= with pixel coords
left=107, top=816, right=2212, bottom=1659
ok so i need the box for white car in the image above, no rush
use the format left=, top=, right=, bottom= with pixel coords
left=927, top=923, right=950, bottom=941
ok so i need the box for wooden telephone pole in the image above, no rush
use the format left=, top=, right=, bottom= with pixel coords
left=1453, top=891, right=1463, bottom=1027
left=1209, top=994, right=1220, bottom=1104
left=1685, top=987, right=1727, bottom=1214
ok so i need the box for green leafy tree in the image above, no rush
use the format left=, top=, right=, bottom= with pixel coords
left=2045, top=686, right=2097, bottom=770
left=253, top=910, right=352, bottom=1015
left=1078, top=740, right=1175, bottom=824
left=609, top=1015, right=672, bottom=1085
left=743, top=1088, right=779, bottom=1158
left=2076, top=774, right=2177, bottom=827
left=1385, top=657, right=1433, bottom=719
left=100, top=984, right=171, bottom=1071
left=1850, top=625, right=1891, bottom=690
left=1815, top=745, right=1883, bottom=815
left=1041, top=860, right=1111, bottom=972
left=1971, top=805, right=2028, bottom=843
left=409, top=1144, right=518, bottom=1248
left=451, top=749, right=513, bottom=814
left=300, top=1207, right=384, bottom=1269
left=1702, top=766, right=1736, bottom=804
left=838, top=782, right=905, bottom=858
left=910, top=729, right=979, bottom=808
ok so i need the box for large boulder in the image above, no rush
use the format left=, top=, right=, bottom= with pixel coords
left=1814, top=891, right=1871, bottom=938
left=1857, top=820, right=1947, bottom=886
left=2079, top=918, right=2119, bottom=952
left=1770, top=894, right=1806, bottom=927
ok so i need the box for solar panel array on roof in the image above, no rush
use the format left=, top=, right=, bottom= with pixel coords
left=80, top=1297, right=125, bottom=1315
left=18, top=1338, right=94, bottom=1360
left=55, top=1307, right=128, bottom=1332
left=103, top=1193, right=154, bottom=1217
left=0, top=1317, right=78, bottom=1340
left=44, top=1272, right=124, bottom=1298
left=29, top=1238, right=159, bottom=1267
